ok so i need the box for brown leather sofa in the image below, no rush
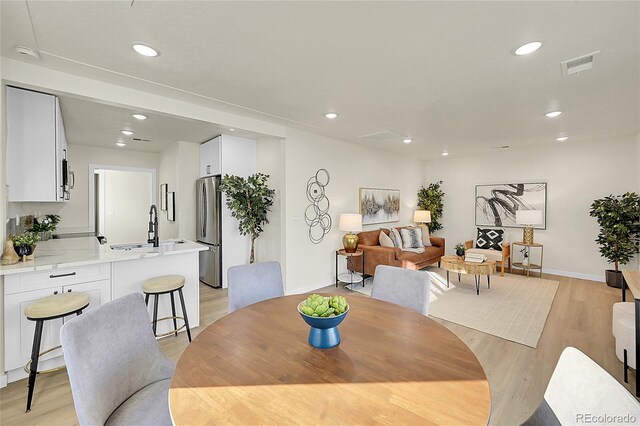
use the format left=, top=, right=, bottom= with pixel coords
left=351, top=227, right=445, bottom=276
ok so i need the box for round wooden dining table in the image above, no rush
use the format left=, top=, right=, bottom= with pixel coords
left=169, top=294, right=491, bottom=425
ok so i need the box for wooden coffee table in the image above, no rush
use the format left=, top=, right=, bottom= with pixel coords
left=440, top=255, right=497, bottom=295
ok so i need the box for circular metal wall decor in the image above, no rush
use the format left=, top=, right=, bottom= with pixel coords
left=305, top=169, right=332, bottom=244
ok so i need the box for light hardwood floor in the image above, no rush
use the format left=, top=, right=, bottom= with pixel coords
left=0, top=273, right=631, bottom=425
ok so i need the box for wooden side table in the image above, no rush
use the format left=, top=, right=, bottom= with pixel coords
left=335, top=249, right=365, bottom=290
left=511, top=242, right=544, bottom=277
left=440, top=255, right=496, bottom=295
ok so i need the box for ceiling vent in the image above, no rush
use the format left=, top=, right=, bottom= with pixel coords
left=561, top=51, right=599, bottom=76
left=132, top=137, right=151, bottom=142
left=358, top=130, right=404, bottom=142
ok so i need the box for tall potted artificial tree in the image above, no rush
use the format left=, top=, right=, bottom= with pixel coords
left=417, top=181, right=445, bottom=232
left=589, top=192, right=640, bottom=287
left=220, top=173, right=275, bottom=264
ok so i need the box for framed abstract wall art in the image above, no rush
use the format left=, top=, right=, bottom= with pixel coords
left=359, top=188, right=400, bottom=226
left=475, top=183, right=547, bottom=229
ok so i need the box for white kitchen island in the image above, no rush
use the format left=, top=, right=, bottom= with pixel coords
left=0, top=237, right=207, bottom=385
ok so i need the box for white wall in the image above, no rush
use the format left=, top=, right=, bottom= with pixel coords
left=256, top=137, right=285, bottom=267
left=158, top=141, right=200, bottom=242
left=103, top=170, right=152, bottom=244
left=282, top=128, right=425, bottom=294
left=423, top=135, right=640, bottom=281
left=6, top=143, right=159, bottom=233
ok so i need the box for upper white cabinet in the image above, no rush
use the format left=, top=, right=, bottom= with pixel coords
left=6, top=86, right=70, bottom=202
left=199, top=134, right=255, bottom=178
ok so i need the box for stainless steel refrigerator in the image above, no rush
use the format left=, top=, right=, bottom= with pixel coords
left=197, top=176, right=222, bottom=288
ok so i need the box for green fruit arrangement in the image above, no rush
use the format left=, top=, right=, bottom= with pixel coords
left=299, top=294, right=348, bottom=317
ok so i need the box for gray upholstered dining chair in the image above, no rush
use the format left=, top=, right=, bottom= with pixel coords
left=521, top=346, right=640, bottom=425
left=60, top=293, right=175, bottom=426
left=371, top=265, right=431, bottom=316
left=228, top=261, right=285, bottom=312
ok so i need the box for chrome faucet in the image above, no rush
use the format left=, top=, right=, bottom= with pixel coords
left=148, top=204, right=159, bottom=247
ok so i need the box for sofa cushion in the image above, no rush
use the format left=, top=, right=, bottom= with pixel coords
left=476, top=228, right=504, bottom=251
left=396, top=246, right=442, bottom=263
left=418, top=225, right=432, bottom=247
left=400, top=227, right=423, bottom=249
left=389, top=228, right=403, bottom=248
left=379, top=231, right=394, bottom=248
left=466, top=248, right=503, bottom=262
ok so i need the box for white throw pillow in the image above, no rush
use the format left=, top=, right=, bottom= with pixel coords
left=379, top=231, right=394, bottom=248
left=418, top=225, right=432, bottom=247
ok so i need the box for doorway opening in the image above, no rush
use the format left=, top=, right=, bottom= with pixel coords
left=89, top=165, right=157, bottom=244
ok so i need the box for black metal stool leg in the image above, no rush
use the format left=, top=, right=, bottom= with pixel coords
left=170, top=292, right=178, bottom=337
left=178, top=288, right=192, bottom=342
left=152, top=294, right=159, bottom=337
left=145, top=293, right=150, bottom=306
left=624, top=349, right=629, bottom=383
left=26, top=320, right=44, bottom=412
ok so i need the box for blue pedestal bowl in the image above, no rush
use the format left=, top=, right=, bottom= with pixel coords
left=298, top=302, right=349, bottom=349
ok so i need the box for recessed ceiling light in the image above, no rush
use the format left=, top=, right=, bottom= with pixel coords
left=116, top=142, right=126, bottom=147
left=324, top=112, right=338, bottom=119
left=515, top=41, right=542, bottom=56
left=545, top=111, right=562, bottom=118
left=402, top=138, right=413, bottom=144
left=556, top=136, right=569, bottom=142
left=132, top=44, right=159, bottom=57
left=121, top=130, right=134, bottom=136
left=441, top=151, right=449, bottom=156
left=132, top=114, right=147, bottom=120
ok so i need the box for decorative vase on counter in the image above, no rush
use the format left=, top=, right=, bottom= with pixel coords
left=14, top=244, right=36, bottom=260
left=456, top=248, right=465, bottom=257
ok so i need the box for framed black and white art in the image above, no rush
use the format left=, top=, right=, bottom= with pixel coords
left=160, top=183, right=168, bottom=211
left=167, top=192, right=176, bottom=222
left=475, top=183, right=547, bottom=229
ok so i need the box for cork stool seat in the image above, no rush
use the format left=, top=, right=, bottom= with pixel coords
left=142, top=275, right=191, bottom=343
left=24, top=292, right=90, bottom=412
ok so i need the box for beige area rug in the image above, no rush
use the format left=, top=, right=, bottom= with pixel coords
left=346, top=267, right=558, bottom=348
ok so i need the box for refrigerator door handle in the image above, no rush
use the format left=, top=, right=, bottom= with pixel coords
left=202, top=182, right=207, bottom=238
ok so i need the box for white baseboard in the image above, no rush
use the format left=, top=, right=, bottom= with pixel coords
left=542, top=268, right=604, bottom=283
left=1, top=373, right=7, bottom=388
left=286, top=279, right=334, bottom=295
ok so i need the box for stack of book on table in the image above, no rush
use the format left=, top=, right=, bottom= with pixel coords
left=465, top=253, right=487, bottom=263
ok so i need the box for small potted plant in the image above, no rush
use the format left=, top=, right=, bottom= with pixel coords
left=30, top=214, right=61, bottom=241
left=12, top=232, right=40, bottom=259
left=454, top=242, right=466, bottom=257
left=589, top=192, right=640, bottom=287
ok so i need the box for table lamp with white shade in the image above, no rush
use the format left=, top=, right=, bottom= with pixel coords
left=515, top=209, right=543, bottom=244
left=413, top=210, right=432, bottom=225
left=339, top=213, right=363, bottom=253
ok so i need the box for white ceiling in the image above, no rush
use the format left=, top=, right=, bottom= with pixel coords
left=55, top=94, right=253, bottom=153
left=2, top=1, right=639, bottom=159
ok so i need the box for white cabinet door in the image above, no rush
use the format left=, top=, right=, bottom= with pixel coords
left=6, top=87, right=58, bottom=202
left=55, top=97, right=68, bottom=201
left=199, top=137, right=221, bottom=177
left=62, top=279, right=111, bottom=317
left=4, top=287, right=63, bottom=371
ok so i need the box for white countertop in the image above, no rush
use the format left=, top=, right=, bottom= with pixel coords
left=0, top=237, right=208, bottom=276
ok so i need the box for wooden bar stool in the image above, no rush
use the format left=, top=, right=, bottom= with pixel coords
left=24, top=292, right=90, bottom=412
left=142, top=275, right=191, bottom=342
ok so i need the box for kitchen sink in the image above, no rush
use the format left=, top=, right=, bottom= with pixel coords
left=110, top=240, right=186, bottom=251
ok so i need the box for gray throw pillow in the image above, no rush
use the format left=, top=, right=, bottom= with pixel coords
left=400, top=227, right=423, bottom=249
left=389, top=228, right=403, bottom=248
